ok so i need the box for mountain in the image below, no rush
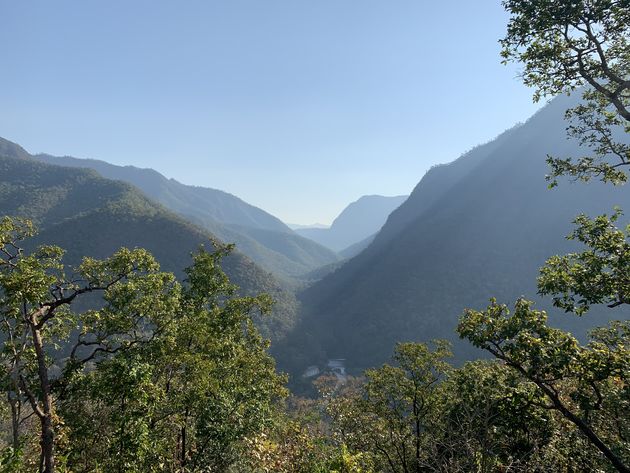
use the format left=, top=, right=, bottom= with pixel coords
left=32, top=153, right=338, bottom=281
left=0, top=150, right=298, bottom=343
left=339, top=234, right=376, bottom=259
left=283, top=95, right=630, bottom=375
left=0, top=136, right=30, bottom=160
left=295, top=195, right=408, bottom=252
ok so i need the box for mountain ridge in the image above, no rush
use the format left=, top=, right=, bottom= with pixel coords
left=0, top=150, right=299, bottom=343
left=281, top=94, right=630, bottom=374
left=9, top=146, right=339, bottom=281
left=295, top=194, right=407, bottom=252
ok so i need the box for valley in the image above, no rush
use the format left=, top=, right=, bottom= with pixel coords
left=2, top=1, right=629, bottom=470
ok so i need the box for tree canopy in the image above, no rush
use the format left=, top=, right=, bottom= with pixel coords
left=0, top=217, right=284, bottom=472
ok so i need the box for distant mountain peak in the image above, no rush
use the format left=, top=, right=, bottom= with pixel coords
left=25, top=148, right=338, bottom=280
left=289, top=93, right=628, bottom=374
left=295, top=194, right=408, bottom=253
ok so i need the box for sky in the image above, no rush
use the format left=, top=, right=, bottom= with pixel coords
left=1, top=1, right=542, bottom=225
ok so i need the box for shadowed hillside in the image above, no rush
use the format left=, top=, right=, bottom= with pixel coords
left=31, top=151, right=339, bottom=281
left=295, top=195, right=407, bottom=252
left=283, top=95, right=630, bottom=374
left=0, top=151, right=298, bottom=342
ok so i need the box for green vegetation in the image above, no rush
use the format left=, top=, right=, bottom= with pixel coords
left=0, top=1, right=628, bottom=472
left=0, top=217, right=284, bottom=472
left=237, top=341, right=626, bottom=472
left=0, top=153, right=299, bottom=344
left=499, top=0, right=630, bottom=185
left=32, top=152, right=339, bottom=282
left=538, top=209, right=630, bottom=314
left=458, top=0, right=630, bottom=471
left=459, top=300, right=629, bottom=471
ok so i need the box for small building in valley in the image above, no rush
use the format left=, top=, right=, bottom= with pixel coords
left=302, top=365, right=321, bottom=378
left=327, top=359, right=346, bottom=376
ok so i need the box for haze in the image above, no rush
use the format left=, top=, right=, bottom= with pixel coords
left=1, top=0, right=541, bottom=224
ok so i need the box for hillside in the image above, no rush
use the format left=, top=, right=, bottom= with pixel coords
left=31, top=151, right=338, bottom=281
left=0, top=137, right=30, bottom=160
left=0, top=152, right=298, bottom=342
left=339, top=234, right=376, bottom=259
left=295, top=195, right=407, bottom=252
left=284, top=95, right=630, bottom=374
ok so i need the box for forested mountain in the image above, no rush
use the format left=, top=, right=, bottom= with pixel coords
left=339, top=233, right=376, bottom=259
left=295, top=195, right=407, bottom=252
left=285, top=95, right=630, bottom=373
left=0, top=137, right=30, bottom=160
left=31, top=151, right=338, bottom=281
left=0, top=151, right=298, bottom=342
left=34, top=153, right=290, bottom=231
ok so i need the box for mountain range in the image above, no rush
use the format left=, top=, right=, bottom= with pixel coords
left=5, top=93, right=627, bottom=380
left=0, top=139, right=298, bottom=342
left=0, top=136, right=417, bottom=353
left=31, top=153, right=338, bottom=282
left=295, top=195, right=407, bottom=252
left=279, top=94, right=630, bottom=375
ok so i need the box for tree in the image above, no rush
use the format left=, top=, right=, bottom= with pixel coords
left=458, top=1, right=630, bottom=471
left=57, top=245, right=286, bottom=472
left=538, top=208, right=630, bottom=314
left=0, top=216, right=177, bottom=473
left=322, top=342, right=451, bottom=473
left=0, top=218, right=286, bottom=472
left=501, top=0, right=630, bottom=185
left=436, top=360, right=559, bottom=472
left=459, top=299, right=629, bottom=472
left=321, top=347, right=568, bottom=472
left=157, top=247, right=286, bottom=471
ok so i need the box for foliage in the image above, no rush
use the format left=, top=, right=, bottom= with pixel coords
left=454, top=2, right=630, bottom=471
left=538, top=208, right=630, bottom=314
left=459, top=299, right=629, bottom=471
left=236, top=392, right=374, bottom=473
left=501, top=0, right=630, bottom=185
left=0, top=216, right=285, bottom=472
left=321, top=342, right=453, bottom=472
left=308, top=343, right=611, bottom=472
left=435, top=361, right=556, bottom=471
left=0, top=152, right=299, bottom=345
left=547, top=90, right=630, bottom=185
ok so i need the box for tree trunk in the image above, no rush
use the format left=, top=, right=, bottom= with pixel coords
left=9, top=393, right=19, bottom=450
left=180, top=408, right=189, bottom=471
left=31, top=324, right=55, bottom=473
left=534, top=379, right=629, bottom=473
left=556, top=400, right=629, bottom=473
left=181, top=425, right=187, bottom=471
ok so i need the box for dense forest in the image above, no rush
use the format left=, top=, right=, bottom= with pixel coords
left=29, top=153, right=340, bottom=283
left=0, top=1, right=628, bottom=472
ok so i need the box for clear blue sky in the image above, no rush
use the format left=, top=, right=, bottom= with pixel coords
left=1, top=1, right=541, bottom=224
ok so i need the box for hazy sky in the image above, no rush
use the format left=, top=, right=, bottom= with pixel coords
left=1, top=1, right=541, bottom=224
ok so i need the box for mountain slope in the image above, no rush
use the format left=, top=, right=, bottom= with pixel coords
left=339, top=233, right=376, bottom=259
left=0, top=152, right=298, bottom=342
left=287, top=95, right=630, bottom=374
left=35, top=153, right=289, bottom=232
left=0, top=136, right=30, bottom=160
left=32, top=153, right=338, bottom=281
left=295, top=195, right=407, bottom=252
